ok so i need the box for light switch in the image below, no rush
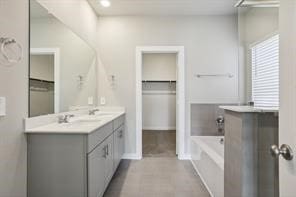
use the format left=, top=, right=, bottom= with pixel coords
left=100, top=97, right=106, bottom=105
left=0, top=97, right=6, bottom=116
left=88, top=97, right=94, bottom=105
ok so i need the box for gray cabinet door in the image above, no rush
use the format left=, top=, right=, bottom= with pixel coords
left=113, top=125, right=125, bottom=171
left=118, top=125, right=125, bottom=164
left=88, top=142, right=106, bottom=197
left=104, top=134, right=114, bottom=188
left=113, top=128, right=120, bottom=171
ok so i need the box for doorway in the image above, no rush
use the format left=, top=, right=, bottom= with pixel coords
left=29, top=48, right=60, bottom=117
left=136, top=46, right=185, bottom=160
left=142, top=53, right=177, bottom=157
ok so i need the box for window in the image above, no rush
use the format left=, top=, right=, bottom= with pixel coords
left=251, top=34, right=279, bottom=108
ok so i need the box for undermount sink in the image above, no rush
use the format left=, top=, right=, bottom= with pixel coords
left=75, top=114, right=114, bottom=122
left=94, top=114, right=113, bottom=119
left=94, top=112, right=116, bottom=116
left=87, top=114, right=115, bottom=120
left=55, top=113, right=117, bottom=127
left=78, top=117, right=105, bottom=122
left=59, top=120, right=100, bottom=126
left=77, top=118, right=103, bottom=123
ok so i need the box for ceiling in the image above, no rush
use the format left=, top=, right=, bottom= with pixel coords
left=88, top=0, right=239, bottom=16
left=30, top=0, right=52, bottom=18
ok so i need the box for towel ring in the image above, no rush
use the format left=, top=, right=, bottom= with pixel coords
left=0, top=37, right=23, bottom=66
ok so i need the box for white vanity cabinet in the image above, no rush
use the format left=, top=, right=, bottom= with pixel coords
left=27, top=114, right=125, bottom=197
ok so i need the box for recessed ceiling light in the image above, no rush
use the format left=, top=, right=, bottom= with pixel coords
left=100, top=0, right=111, bottom=7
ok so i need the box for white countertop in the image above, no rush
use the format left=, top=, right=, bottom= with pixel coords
left=219, top=105, right=278, bottom=113
left=25, top=111, right=125, bottom=134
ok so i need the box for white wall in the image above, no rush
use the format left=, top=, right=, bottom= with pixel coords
left=0, top=0, right=28, bottom=196
left=239, top=8, right=279, bottom=101
left=142, top=53, right=176, bottom=81
left=30, top=55, right=54, bottom=81
left=97, top=16, right=239, bottom=155
left=143, top=94, right=176, bottom=130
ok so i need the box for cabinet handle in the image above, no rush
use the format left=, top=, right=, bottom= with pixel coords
left=102, top=146, right=107, bottom=158
left=118, top=130, right=123, bottom=138
left=106, top=144, right=109, bottom=156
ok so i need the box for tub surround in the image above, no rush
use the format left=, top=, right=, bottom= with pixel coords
left=191, top=136, right=224, bottom=197
left=191, top=104, right=228, bottom=136
left=221, top=106, right=278, bottom=197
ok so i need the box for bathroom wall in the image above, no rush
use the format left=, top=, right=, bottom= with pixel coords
left=0, top=0, right=28, bottom=196
left=142, top=53, right=176, bottom=81
left=239, top=8, right=279, bottom=102
left=191, top=104, right=225, bottom=136
left=97, top=15, right=239, bottom=155
left=30, top=55, right=54, bottom=81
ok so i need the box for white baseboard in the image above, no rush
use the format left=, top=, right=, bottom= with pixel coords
left=142, top=127, right=176, bottom=130
left=122, top=153, right=142, bottom=160
left=122, top=153, right=190, bottom=161
left=178, top=154, right=191, bottom=160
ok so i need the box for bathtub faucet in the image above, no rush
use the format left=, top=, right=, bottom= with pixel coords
left=216, top=115, right=225, bottom=133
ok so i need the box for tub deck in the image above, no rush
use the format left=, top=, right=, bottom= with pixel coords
left=191, top=136, right=224, bottom=197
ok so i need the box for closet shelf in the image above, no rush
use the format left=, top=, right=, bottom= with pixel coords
left=142, top=80, right=176, bottom=83
left=142, top=90, right=176, bottom=95
left=30, top=78, right=54, bottom=84
left=30, top=86, right=50, bottom=92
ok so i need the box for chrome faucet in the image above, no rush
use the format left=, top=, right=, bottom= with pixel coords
left=216, top=115, right=225, bottom=133
left=89, top=109, right=100, bottom=115
left=58, top=114, right=74, bottom=123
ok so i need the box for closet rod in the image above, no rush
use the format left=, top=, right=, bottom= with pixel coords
left=30, top=78, right=55, bottom=84
left=142, top=80, right=176, bottom=83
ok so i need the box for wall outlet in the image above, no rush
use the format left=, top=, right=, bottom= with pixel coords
left=0, top=97, right=6, bottom=116
left=88, top=97, right=94, bottom=105
left=100, top=97, right=106, bottom=105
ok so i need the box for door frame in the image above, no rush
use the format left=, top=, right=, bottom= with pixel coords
left=135, top=46, right=185, bottom=160
left=30, top=48, right=60, bottom=113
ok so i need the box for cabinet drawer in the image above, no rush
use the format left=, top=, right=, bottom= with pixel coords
left=113, top=115, right=125, bottom=130
left=87, top=122, right=113, bottom=153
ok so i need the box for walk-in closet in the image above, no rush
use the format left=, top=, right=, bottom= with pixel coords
left=142, top=53, right=177, bottom=157
left=29, top=54, right=55, bottom=117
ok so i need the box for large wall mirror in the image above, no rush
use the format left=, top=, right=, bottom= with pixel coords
left=29, top=0, right=97, bottom=117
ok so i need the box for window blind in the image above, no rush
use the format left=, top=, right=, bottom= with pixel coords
left=251, top=34, right=279, bottom=108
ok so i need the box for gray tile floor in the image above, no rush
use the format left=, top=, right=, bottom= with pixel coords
left=143, top=130, right=176, bottom=157
left=104, top=157, right=210, bottom=197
